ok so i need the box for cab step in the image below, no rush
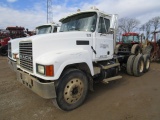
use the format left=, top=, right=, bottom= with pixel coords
left=102, top=75, right=122, bottom=84
left=102, top=63, right=120, bottom=70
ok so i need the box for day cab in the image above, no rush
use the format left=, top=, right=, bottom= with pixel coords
left=16, top=8, right=119, bottom=111
left=8, top=23, right=59, bottom=72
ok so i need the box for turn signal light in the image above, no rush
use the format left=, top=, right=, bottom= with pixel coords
left=46, top=65, right=54, bottom=76
left=13, top=53, right=18, bottom=59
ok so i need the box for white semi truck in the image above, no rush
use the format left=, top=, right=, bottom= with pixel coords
left=15, top=8, right=150, bottom=111
left=8, top=23, right=60, bottom=72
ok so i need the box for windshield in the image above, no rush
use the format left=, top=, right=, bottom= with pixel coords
left=60, top=12, right=97, bottom=32
left=122, top=35, right=139, bottom=43
left=36, top=26, right=52, bottom=34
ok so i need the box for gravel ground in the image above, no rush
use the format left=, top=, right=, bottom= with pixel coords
left=0, top=56, right=160, bottom=120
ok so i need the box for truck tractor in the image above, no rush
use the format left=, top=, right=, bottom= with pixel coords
left=8, top=23, right=60, bottom=72
left=0, top=26, right=29, bottom=56
left=115, top=32, right=142, bottom=55
left=0, top=37, right=11, bottom=56
left=144, top=31, right=160, bottom=61
left=15, top=8, right=150, bottom=111
left=0, top=29, right=11, bottom=56
left=115, top=32, right=150, bottom=76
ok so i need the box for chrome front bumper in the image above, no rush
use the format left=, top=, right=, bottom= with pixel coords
left=16, top=70, right=57, bottom=99
left=8, top=58, right=17, bottom=72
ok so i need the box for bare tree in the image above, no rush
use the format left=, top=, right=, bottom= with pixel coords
left=145, top=21, right=152, bottom=40
left=118, top=17, right=140, bottom=33
left=139, top=24, right=145, bottom=31
left=140, top=16, right=160, bottom=40
left=150, top=16, right=160, bottom=31
left=116, top=27, right=123, bottom=42
left=140, top=21, right=152, bottom=40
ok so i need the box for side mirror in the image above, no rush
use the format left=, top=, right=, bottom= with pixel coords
left=110, top=14, right=118, bottom=30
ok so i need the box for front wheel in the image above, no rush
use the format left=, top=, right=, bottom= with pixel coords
left=56, top=69, right=88, bottom=111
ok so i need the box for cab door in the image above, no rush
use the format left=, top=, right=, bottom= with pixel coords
left=95, top=16, right=113, bottom=60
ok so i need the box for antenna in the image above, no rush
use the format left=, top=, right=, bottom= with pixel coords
left=47, top=0, right=53, bottom=23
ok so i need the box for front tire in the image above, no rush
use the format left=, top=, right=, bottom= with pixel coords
left=56, top=69, right=88, bottom=111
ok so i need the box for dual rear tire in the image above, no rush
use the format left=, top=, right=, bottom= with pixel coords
left=127, top=54, right=150, bottom=77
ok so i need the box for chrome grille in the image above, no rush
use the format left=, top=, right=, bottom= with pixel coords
left=8, top=42, right=12, bottom=58
left=19, top=42, right=33, bottom=72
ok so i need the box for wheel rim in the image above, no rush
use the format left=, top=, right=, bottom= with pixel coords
left=64, top=78, right=84, bottom=104
left=146, top=59, right=150, bottom=69
left=139, top=60, right=144, bottom=73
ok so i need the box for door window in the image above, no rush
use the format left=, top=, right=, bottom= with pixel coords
left=53, top=27, right=57, bottom=32
left=98, top=17, right=106, bottom=33
left=98, top=17, right=110, bottom=33
left=104, top=18, right=110, bottom=32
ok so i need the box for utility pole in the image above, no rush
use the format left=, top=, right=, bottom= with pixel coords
left=47, top=0, right=53, bottom=23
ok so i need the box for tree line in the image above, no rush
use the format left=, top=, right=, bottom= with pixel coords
left=118, top=16, right=160, bottom=40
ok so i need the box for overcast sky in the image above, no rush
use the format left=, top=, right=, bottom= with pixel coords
left=0, top=0, right=160, bottom=30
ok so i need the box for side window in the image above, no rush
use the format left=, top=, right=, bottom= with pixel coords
left=104, top=18, right=110, bottom=32
left=53, top=27, right=57, bottom=33
left=98, top=17, right=106, bottom=33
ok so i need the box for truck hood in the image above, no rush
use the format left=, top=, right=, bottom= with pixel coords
left=9, top=37, right=28, bottom=54
left=20, top=31, right=93, bottom=62
left=21, top=31, right=92, bottom=42
left=8, top=37, right=30, bottom=60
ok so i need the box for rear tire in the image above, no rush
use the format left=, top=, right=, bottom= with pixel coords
left=143, top=45, right=153, bottom=56
left=131, top=44, right=141, bottom=55
left=127, top=55, right=136, bottom=75
left=143, top=54, right=150, bottom=73
left=133, top=54, right=144, bottom=77
left=56, top=69, right=88, bottom=111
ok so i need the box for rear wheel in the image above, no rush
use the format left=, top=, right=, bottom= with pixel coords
left=131, top=44, right=141, bottom=55
left=133, top=54, right=144, bottom=77
left=127, top=55, right=136, bottom=75
left=56, top=69, right=88, bottom=111
left=143, top=45, right=153, bottom=56
left=143, top=54, right=150, bottom=73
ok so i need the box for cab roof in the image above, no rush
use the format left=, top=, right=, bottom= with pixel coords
left=59, top=9, right=112, bottom=22
left=36, top=23, right=59, bottom=28
left=122, top=32, right=139, bottom=36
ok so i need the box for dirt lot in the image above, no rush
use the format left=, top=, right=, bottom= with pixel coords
left=0, top=56, right=160, bottom=120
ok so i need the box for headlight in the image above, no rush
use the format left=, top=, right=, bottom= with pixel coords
left=37, top=64, right=45, bottom=75
left=36, top=64, right=54, bottom=76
